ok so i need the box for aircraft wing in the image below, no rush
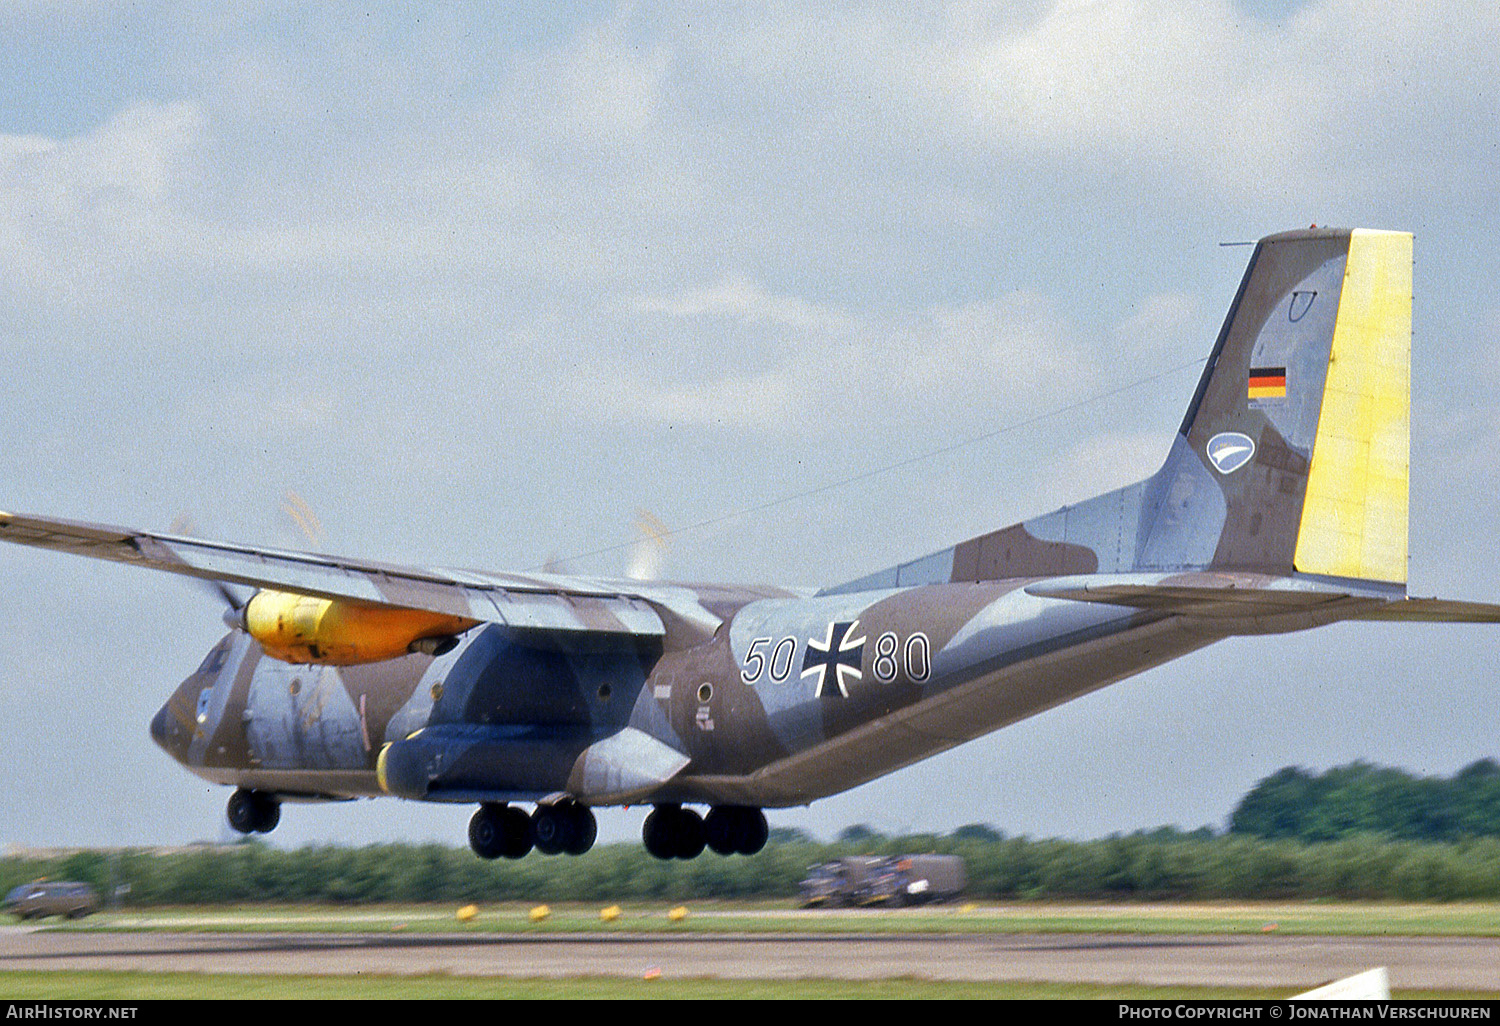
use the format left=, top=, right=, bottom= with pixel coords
left=0, top=509, right=665, bottom=637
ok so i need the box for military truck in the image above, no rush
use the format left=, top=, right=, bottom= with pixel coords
left=799, top=855, right=886, bottom=907
left=800, top=854, right=965, bottom=908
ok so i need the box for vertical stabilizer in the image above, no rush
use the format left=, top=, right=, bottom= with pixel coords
left=1165, top=227, right=1411, bottom=583
left=822, top=228, right=1413, bottom=595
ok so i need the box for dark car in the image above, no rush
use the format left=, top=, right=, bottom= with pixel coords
left=3, top=881, right=98, bottom=920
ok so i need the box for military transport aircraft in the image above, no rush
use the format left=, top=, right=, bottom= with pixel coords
left=4, top=227, right=1498, bottom=861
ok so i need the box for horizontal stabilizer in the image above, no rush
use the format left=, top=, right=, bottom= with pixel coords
left=1025, top=573, right=1395, bottom=620
left=1345, top=598, right=1500, bottom=623
left=1028, top=574, right=1500, bottom=629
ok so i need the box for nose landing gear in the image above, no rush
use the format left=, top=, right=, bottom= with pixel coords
left=226, top=788, right=281, bottom=835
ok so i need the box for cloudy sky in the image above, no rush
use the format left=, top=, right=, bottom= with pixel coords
left=2, top=0, right=1499, bottom=852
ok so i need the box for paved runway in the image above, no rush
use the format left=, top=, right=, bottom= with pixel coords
left=1, top=928, right=1497, bottom=990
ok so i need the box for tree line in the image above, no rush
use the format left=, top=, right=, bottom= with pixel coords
left=5, top=829, right=1500, bottom=905
left=3, top=761, right=1498, bottom=905
left=1228, top=759, right=1500, bottom=843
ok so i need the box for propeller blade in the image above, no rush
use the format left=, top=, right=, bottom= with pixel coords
left=626, top=509, right=670, bottom=581
left=170, top=512, right=248, bottom=615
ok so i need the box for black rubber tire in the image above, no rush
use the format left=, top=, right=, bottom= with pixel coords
left=565, top=803, right=597, bottom=856
left=738, top=808, right=768, bottom=856
left=253, top=794, right=281, bottom=834
left=500, top=805, right=533, bottom=859
left=674, top=807, right=705, bottom=860
left=642, top=805, right=677, bottom=860
left=531, top=804, right=574, bottom=856
left=704, top=807, right=737, bottom=856
left=226, top=789, right=259, bottom=834
left=468, top=804, right=507, bottom=860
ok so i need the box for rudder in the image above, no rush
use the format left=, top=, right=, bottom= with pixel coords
left=1293, top=231, right=1411, bottom=583
left=1165, top=227, right=1411, bottom=583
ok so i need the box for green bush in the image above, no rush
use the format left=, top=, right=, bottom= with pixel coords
left=5, top=829, right=1499, bottom=905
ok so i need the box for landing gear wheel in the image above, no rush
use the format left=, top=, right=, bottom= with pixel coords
left=643, top=804, right=706, bottom=860
left=704, top=806, right=736, bottom=856
left=564, top=803, right=597, bottom=856
left=705, top=806, right=767, bottom=856
left=643, top=805, right=676, bottom=860
left=675, top=807, right=706, bottom=859
left=255, top=797, right=281, bottom=834
left=469, top=804, right=505, bottom=859
left=226, top=788, right=280, bottom=834
left=532, top=803, right=571, bottom=855
left=499, top=805, right=533, bottom=859
left=532, top=800, right=597, bottom=856
left=470, top=803, right=533, bottom=860
left=739, top=808, right=768, bottom=855
left=226, top=789, right=256, bottom=833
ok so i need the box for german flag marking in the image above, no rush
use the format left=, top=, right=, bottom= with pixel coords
left=1248, top=366, right=1287, bottom=400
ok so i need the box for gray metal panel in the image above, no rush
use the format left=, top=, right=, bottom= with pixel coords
left=895, top=548, right=956, bottom=587
left=569, top=727, right=691, bottom=802
left=1134, top=434, right=1228, bottom=571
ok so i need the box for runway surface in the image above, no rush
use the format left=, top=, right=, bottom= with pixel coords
left=1, top=928, right=1497, bottom=990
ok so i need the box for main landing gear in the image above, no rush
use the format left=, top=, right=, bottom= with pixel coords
left=465, top=801, right=768, bottom=859
left=644, top=804, right=767, bottom=860
left=468, top=800, right=597, bottom=860
left=226, top=788, right=281, bottom=835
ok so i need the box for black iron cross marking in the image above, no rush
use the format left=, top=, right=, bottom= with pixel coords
left=801, top=620, right=866, bottom=698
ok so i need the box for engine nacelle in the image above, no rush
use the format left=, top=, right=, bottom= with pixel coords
left=242, top=589, right=477, bottom=665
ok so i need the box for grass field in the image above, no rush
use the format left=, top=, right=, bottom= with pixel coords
left=47, top=898, right=1500, bottom=937
left=0, top=970, right=1487, bottom=1001
left=9, top=901, right=1498, bottom=1000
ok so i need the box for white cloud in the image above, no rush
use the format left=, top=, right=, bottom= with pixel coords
left=0, top=102, right=205, bottom=306
left=933, top=0, right=1500, bottom=203
left=631, top=277, right=858, bottom=334
left=1112, top=291, right=1202, bottom=361
left=504, top=11, right=673, bottom=148
left=592, top=280, right=1092, bottom=435
left=1035, top=428, right=1171, bottom=509
left=3, top=101, right=202, bottom=219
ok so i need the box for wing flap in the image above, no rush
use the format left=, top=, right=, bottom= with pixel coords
left=0, top=510, right=664, bottom=638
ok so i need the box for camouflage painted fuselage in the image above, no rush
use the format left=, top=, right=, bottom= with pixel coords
left=151, top=576, right=1221, bottom=808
